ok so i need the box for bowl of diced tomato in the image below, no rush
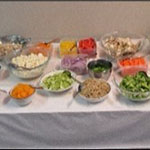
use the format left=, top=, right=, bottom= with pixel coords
left=78, top=37, right=97, bottom=58
left=118, top=57, right=148, bottom=76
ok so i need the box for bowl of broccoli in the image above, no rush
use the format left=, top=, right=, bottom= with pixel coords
left=114, top=68, right=150, bottom=102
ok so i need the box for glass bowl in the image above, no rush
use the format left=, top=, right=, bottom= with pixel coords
left=117, top=56, right=148, bottom=76
left=61, top=54, right=88, bottom=75
left=29, top=40, right=53, bottom=57
left=100, top=31, right=146, bottom=60
left=78, top=37, right=97, bottom=58
left=113, top=67, right=150, bottom=102
left=4, top=44, right=50, bottom=79
left=0, top=34, right=31, bottom=60
left=59, top=38, right=78, bottom=58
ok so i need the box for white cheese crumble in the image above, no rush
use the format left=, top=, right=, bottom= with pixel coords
left=12, top=53, right=48, bottom=68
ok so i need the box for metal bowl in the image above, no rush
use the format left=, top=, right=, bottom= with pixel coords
left=87, top=59, right=112, bottom=80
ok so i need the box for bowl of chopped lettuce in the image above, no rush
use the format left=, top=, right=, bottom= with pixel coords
left=114, top=67, right=150, bottom=101
left=40, top=70, right=75, bottom=93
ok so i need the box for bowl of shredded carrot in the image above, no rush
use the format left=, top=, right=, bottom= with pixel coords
left=118, top=57, right=148, bottom=76
left=10, top=83, right=35, bottom=106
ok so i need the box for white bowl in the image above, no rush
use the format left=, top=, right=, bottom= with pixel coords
left=78, top=79, right=111, bottom=103
left=9, top=89, right=35, bottom=106
left=78, top=92, right=109, bottom=103
left=40, top=70, right=75, bottom=93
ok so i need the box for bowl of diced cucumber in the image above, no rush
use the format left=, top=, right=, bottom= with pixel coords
left=40, top=70, right=75, bottom=93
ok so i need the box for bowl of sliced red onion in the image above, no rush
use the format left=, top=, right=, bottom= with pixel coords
left=61, top=54, right=88, bottom=75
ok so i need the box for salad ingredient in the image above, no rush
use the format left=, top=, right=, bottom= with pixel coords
left=119, top=71, right=150, bottom=99
left=62, top=70, right=82, bottom=84
left=35, top=42, right=51, bottom=49
left=78, top=37, right=96, bottom=57
left=119, top=57, right=146, bottom=67
left=0, top=42, right=22, bottom=57
left=42, top=71, right=74, bottom=91
left=11, top=83, right=35, bottom=99
left=61, top=55, right=87, bottom=75
left=11, top=53, right=48, bottom=69
left=92, top=66, right=109, bottom=72
left=102, top=36, right=140, bottom=58
left=119, top=57, right=147, bottom=76
left=91, top=61, right=111, bottom=73
left=60, top=40, right=77, bottom=57
left=80, top=78, right=110, bottom=99
left=30, top=42, right=52, bottom=57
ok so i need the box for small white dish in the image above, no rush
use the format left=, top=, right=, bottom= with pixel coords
left=9, top=88, right=35, bottom=106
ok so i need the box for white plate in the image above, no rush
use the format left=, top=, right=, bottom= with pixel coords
left=40, top=70, right=75, bottom=93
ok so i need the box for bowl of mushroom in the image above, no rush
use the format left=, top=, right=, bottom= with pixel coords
left=100, top=31, right=146, bottom=60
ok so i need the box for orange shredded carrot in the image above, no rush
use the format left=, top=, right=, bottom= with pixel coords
left=11, top=83, right=35, bottom=99
left=119, top=57, right=146, bottom=67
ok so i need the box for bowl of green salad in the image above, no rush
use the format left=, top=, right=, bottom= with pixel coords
left=40, top=70, right=75, bottom=93
left=114, top=67, right=150, bottom=102
left=87, top=59, right=112, bottom=80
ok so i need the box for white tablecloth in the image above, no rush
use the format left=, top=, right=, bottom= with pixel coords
left=0, top=41, right=150, bottom=148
